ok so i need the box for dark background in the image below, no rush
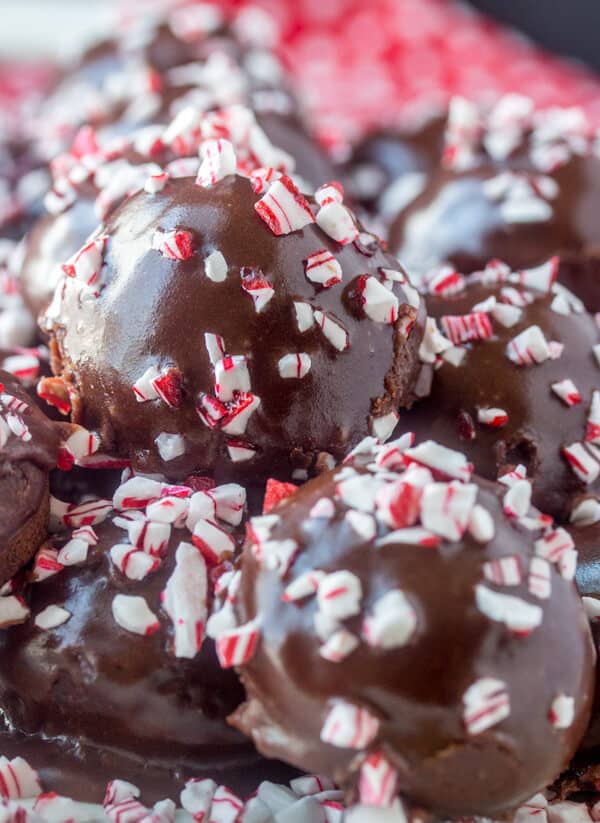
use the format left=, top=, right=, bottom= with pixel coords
left=469, top=0, right=600, bottom=72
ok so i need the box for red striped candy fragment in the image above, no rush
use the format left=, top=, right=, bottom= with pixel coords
left=180, top=778, right=216, bottom=820
left=475, top=584, right=543, bottom=635
left=477, top=407, right=509, bottom=427
left=420, top=481, right=477, bottom=541
left=250, top=167, right=280, bottom=195
left=463, top=678, right=510, bottom=735
left=211, top=483, right=246, bottom=526
left=146, top=496, right=188, bottom=526
left=358, top=276, right=399, bottom=324
left=513, top=257, right=559, bottom=293
left=221, top=392, right=261, bottom=435
left=60, top=497, right=113, bottom=528
left=196, top=139, right=237, bottom=187
left=120, top=517, right=169, bottom=557
left=315, top=182, right=344, bottom=207
left=316, top=202, right=358, bottom=245
left=283, top=570, right=326, bottom=603
left=376, top=470, right=427, bottom=529
left=103, top=780, right=140, bottom=806
left=558, top=549, right=578, bottom=581
left=0, top=756, right=41, bottom=800
left=359, top=752, right=398, bottom=808
left=314, top=310, right=349, bottom=351
left=62, top=235, right=108, bottom=287
left=468, top=504, right=496, bottom=543
left=320, top=629, right=359, bottom=663
left=112, top=594, right=160, bottom=637
left=215, top=618, right=261, bottom=668
left=240, top=268, right=274, bottom=313
left=206, top=785, right=243, bottom=823
left=320, top=701, right=379, bottom=749
left=562, top=443, right=600, bottom=484
left=204, top=333, right=226, bottom=365
left=552, top=379, right=582, bottom=407
left=162, top=542, right=208, bottom=658
left=255, top=175, right=315, bottom=236
left=0, top=596, right=29, bottom=628
left=58, top=426, right=101, bottom=470
left=105, top=796, right=149, bottom=822
left=204, top=250, right=228, bottom=283
left=152, top=229, right=194, bottom=261
left=586, top=391, right=600, bottom=445
left=114, top=477, right=162, bottom=510
left=550, top=694, right=575, bottom=729
left=404, top=440, right=473, bottom=481
left=110, top=545, right=161, bottom=581
left=2, top=354, right=39, bottom=383
left=31, top=545, right=63, bottom=582
left=440, top=312, right=492, bottom=344
left=506, top=325, right=552, bottom=365
left=535, top=528, right=574, bottom=564
left=483, top=556, right=522, bottom=586
left=304, top=249, right=342, bottom=287
left=362, top=589, right=416, bottom=649
left=192, top=519, right=235, bottom=566
left=529, top=557, right=552, bottom=599
left=278, top=353, right=311, bottom=379
left=5, top=413, right=30, bottom=442
left=376, top=527, right=441, bottom=548
left=318, top=571, right=362, bottom=621
left=144, top=171, right=169, bottom=194
left=374, top=434, right=414, bottom=470
left=427, top=265, right=465, bottom=297
left=214, top=355, right=250, bottom=401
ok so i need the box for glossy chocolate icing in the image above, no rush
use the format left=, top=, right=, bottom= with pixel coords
left=0, top=370, right=62, bottom=584
left=402, top=276, right=600, bottom=522
left=231, top=451, right=595, bottom=818
left=44, top=174, right=424, bottom=484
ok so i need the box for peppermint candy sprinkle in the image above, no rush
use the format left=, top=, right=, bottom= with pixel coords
left=162, top=542, right=207, bottom=658
left=278, top=353, right=311, bottom=379
left=359, top=752, right=398, bottom=808
left=305, top=250, right=342, bottom=287
left=215, top=618, right=261, bottom=668
left=320, top=700, right=379, bottom=749
left=196, top=139, right=237, bottom=187
left=255, top=175, right=315, bottom=236
left=152, top=229, right=194, bottom=261
left=551, top=379, right=582, bottom=407
left=475, top=584, right=542, bottom=635
left=112, top=594, right=160, bottom=636
left=463, top=677, right=510, bottom=735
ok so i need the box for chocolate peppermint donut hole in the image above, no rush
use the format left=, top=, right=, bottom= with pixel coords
left=225, top=438, right=595, bottom=818
left=42, top=172, right=425, bottom=485
left=0, top=370, right=62, bottom=586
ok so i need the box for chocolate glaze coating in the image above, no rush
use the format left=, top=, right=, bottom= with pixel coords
left=0, top=521, right=249, bottom=763
left=230, top=450, right=595, bottom=818
left=44, top=174, right=425, bottom=484
left=389, top=153, right=600, bottom=276
left=403, top=276, right=600, bottom=522
left=0, top=370, right=62, bottom=584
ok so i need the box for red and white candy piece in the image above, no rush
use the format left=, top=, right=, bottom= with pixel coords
left=586, top=391, right=600, bottom=445
left=551, top=379, right=582, bottom=407
left=317, top=571, right=362, bottom=621
left=30, top=546, right=63, bottom=582
left=155, top=432, right=185, bottom=462
left=404, top=440, right=473, bottom=482
left=358, top=752, right=398, bottom=808
left=162, top=542, right=208, bottom=659
left=278, top=353, right=312, bottom=379
left=549, top=694, right=575, bottom=729
left=59, top=497, right=113, bottom=529
left=503, top=478, right=532, bottom=518
left=345, top=510, right=376, bottom=542
left=112, top=594, right=160, bottom=636
left=58, top=426, right=101, bottom=470
left=152, top=229, right=194, bottom=261
left=506, top=325, right=552, bottom=365
left=320, top=700, right=379, bottom=750
left=463, top=677, right=510, bottom=735
left=483, top=556, right=522, bottom=586
left=315, top=182, right=344, bottom=207
left=283, top=570, right=326, bottom=602
left=196, top=139, right=237, bottom=187
left=512, top=257, right=559, bottom=293
left=114, top=477, right=162, bottom=510
left=534, top=527, right=574, bottom=564
left=255, top=538, right=298, bottom=578
left=420, top=480, right=477, bottom=541
left=313, top=310, right=349, bottom=352
left=475, top=584, right=542, bottom=635
left=180, top=778, right=217, bottom=821
left=144, top=171, right=169, bottom=194
left=214, top=355, right=251, bottom=401
left=62, top=235, right=108, bottom=287
left=440, top=312, right=492, bottom=344
left=362, top=589, right=416, bottom=649
left=358, top=276, right=399, bottom=325
left=204, top=250, right=228, bottom=283
left=376, top=527, right=441, bottom=548
left=370, top=410, right=399, bottom=443
left=204, top=332, right=226, bottom=366
left=240, top=268, right=274, bottom=313
left=215, top=618, right=261, bottom=668
left=111, top=545, right=161, bottom=581
left=0, top=756, right=41, bottom=800
left=305, top=250, right=342, bottom=288
left=477, top=407, right=509, bottom=427
left=528, top=557, right=552, bottom=600
left=426, top=265, right=465, bottom=297
left=562, top=442, right=600, bottom=484
left=336, top=472, right=382, bottom=513
left=255, top=175, right=315, bottom=236
left=192, top=519, right=235, bottom=566
left=468, top=504, right=496, bottom=543
left=316, top=202, right=358, bottom=246
left=320, top=629, right=360, bottom=663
